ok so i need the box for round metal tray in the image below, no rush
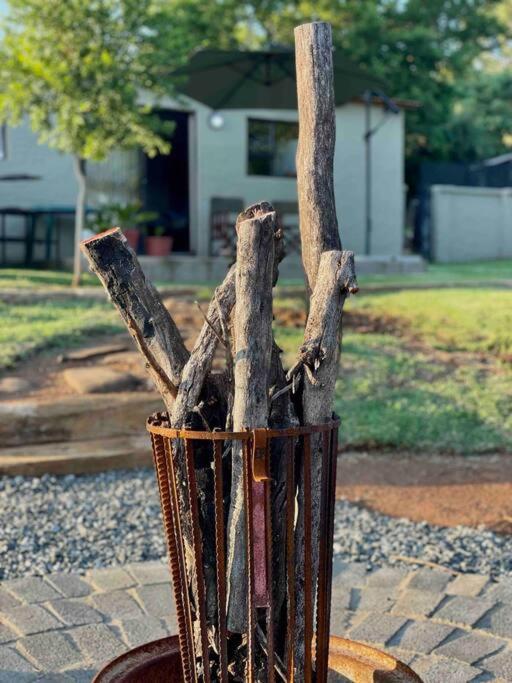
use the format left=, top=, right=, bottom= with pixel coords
left=92, top=634, right=423, bottom=682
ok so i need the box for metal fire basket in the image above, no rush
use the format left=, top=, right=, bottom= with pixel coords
left=147, top=412, right=340, bottom=682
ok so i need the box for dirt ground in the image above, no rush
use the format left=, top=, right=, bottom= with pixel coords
left=337, top=451, right=512, bottom=534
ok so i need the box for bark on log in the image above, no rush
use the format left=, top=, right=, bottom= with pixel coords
left=291, top=250, right=357, bottom=678
left=227, top=210, right=276, bottom=633
left=294, top=22, right=341, bottom=297
left=80, top=228, right=188, bottom=412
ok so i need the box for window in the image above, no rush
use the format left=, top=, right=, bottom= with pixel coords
left=247, top=118, right=298, bottom=177
left=0, top=124, right=7, bottom=160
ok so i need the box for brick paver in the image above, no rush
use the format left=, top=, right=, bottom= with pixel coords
left=1, top=605, right=62, bottom=636
left=392, top=588, right=445, bottom=618
left=477, top=604, right=512, bottom=639
left=433, top=594, right=497, bottom=628
left=394, top=620, right=454, bottom=655
left=434, top=631, right=506, bottom=664
left=45, top=575, right=91, bottom=600
left=0, top=560, right=510, bottom=680
left=3, top=578, right=62, bottom=604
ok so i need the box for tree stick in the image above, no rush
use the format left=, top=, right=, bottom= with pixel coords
left=172, top=202, right=277, bottom=428
left=80, top=228, right=188, bottom=412
left=291, top=250, right=357, bottom=676
left=227, top=210, right=276, bottom=633
left=171, top=264, right=236, bottom=427
left=294, top=21, right=341, bottom=297
left=294, top=22, right=352, bottom=677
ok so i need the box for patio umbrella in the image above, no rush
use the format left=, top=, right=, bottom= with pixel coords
left=172, top=49, right=386, bottom=110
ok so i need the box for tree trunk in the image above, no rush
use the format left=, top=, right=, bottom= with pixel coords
left=72, top=156, right=87, bottom=288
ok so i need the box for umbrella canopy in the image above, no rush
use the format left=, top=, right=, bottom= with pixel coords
left=172, top=49, right=386, bottom=110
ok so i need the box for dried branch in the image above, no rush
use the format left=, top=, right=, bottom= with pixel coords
left=80, top=228, right=188, bottom=412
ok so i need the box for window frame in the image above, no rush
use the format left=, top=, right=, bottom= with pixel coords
left=246, top=117, right=298, bottom=179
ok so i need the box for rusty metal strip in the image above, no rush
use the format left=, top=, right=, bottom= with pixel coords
left=184, top=439, right=212, bottom=683
left=303, top=433, right=313, bottom=683
left=150, top=434, right=194, bottom=681
left=160, top=435, right=197, bottom=683
left=242, top=439, right=256, bottom=683
left=315, top=428, right=334, bottom=681
left=213, top=440, right=228, bottom=683
left=285, top=437, right=295, bottom=682
left=147, top=419, right=340, bottom=441
left=320, top=425, right=339, bottom=681
left=264, top=441, right=275, bottom=683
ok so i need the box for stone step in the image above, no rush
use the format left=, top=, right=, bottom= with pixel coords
left=0, top=434, right=153, bottom=476
left=0, top=392, right=163, bottom=448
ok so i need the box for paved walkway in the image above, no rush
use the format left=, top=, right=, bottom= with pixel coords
left=0, top=560, right=511, bottom=682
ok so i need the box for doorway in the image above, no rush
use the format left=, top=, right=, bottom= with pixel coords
left=142, top=110, right=190, bottom=252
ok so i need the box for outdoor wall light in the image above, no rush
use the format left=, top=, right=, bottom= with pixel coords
left=208, top=111, right=225, bottom=130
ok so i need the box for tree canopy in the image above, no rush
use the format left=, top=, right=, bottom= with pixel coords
left=221, top=0, right=511, bottom=165
left=0, top=0, right=510, bottom=167
left=0, top=0, right=185, bottom=160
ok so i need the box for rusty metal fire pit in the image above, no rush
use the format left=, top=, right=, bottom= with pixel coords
left=93, top=635, right=422, bottom=682
left=93, top=413, right=422, bottom=682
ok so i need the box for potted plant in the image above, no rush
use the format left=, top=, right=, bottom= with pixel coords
left=144, top=225, right=173, bottom=257
left=88, top=201, right=158, bottom=251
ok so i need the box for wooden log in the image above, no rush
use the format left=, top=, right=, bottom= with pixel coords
left=294, top=22, right=341, bottom=297
left=226, top=210, right=276, bottom=634
left=294, top=22, right=351, bottom=678
left=291, top=250, right=357, bottom=677
left=172, top=201, right=278, bottom=430
left=80, top=228, right=188, bottom=412
left=268, top=341, right=299, bottom=663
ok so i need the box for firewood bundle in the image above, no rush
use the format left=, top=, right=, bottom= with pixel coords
left=82, top=21, right=357, bottom=683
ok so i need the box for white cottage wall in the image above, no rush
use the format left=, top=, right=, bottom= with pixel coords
left=0, top=97, right=405, bottom=268
left=193, top=101, right=404, bottom=258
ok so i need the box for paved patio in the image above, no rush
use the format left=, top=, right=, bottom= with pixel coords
left=0, top=560, right=511, bottom=682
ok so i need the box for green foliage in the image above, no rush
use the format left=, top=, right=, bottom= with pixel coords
left=0, top=0, right=184, bottom=160
left=447, top=70, right=512, bottom=160
left=87, top=201, right=158, bottom=234
left=225, top=0, right=510, bottom=163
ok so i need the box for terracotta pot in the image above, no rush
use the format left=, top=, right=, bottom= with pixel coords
left=123, top=229, right=140, bottom=251
left=92, top=635, right=423, bottom=682
left=145, top=236, right=173, bottom=257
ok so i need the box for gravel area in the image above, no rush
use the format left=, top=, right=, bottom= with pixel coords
left=0, top=469, right=511, bottom=580
left=333, top=500, right=512, bottom=579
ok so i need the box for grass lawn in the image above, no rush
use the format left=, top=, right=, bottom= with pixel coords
left=1, top=264, right=511, bottom=454
left=1, top=259, right=511, bottom=290
left=0, top=299, right=121, bottom=370
left=276, top=287, right=512, bottom=454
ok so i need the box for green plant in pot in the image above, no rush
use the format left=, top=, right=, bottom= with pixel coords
left=145, top=225, right=173, bottom=257
left=88, top=201, right=158, bottom=251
